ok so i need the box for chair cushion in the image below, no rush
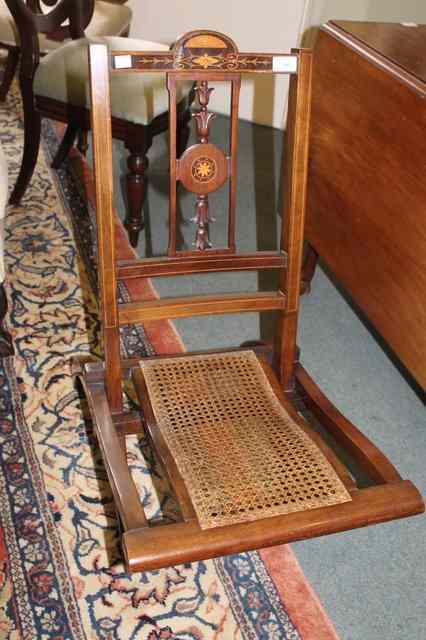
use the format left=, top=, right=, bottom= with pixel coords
left=34, top=36, right=191, bottom=125
left=0, top=141, right=7, bottom=282
left=0, top=0, right=131, bottom=50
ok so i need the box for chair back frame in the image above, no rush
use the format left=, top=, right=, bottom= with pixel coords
left=88, top=31, right=312, bottom=413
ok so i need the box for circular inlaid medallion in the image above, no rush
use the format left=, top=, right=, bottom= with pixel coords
left=178, top=143, right=228, bottom=194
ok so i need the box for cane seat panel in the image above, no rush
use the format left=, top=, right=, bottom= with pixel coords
left=139, top=350, right=352, bottom=529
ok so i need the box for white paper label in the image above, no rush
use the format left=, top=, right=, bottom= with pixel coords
left=114, top=54, right=132, bottom=69
left=272, top=55, right=298, bottom=73
left=401, top=22, right=418, bottom=27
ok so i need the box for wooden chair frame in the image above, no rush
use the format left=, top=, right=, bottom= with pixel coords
left=81, top=32, right=424, bottom=572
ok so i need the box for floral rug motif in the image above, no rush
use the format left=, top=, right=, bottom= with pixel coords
left=0, top=78, right=338, bottom=640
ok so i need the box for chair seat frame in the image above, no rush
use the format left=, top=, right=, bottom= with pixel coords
left=81, top=32, right=424, bottom=572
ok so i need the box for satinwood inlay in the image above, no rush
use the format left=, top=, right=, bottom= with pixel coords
left=192, top=156, right=217, bottom=182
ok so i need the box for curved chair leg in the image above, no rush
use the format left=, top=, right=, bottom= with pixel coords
left=125, top=146, right=149, bottom=248
left=0, top=284, right=13, bottom=357
left=51, top=123, right=79, bottom=169
left=0, top=48, right=20, bottom=102
left=9, top=78, right=41, bottom=205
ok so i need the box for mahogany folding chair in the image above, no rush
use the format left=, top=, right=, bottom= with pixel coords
left=81, top=31, right=424, bottom=572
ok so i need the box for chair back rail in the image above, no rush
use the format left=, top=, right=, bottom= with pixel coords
left=116, top=252, right=287, bottom=279
left=88, top=31, right=312, bottom=412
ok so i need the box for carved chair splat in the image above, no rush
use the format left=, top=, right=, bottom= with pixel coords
left=81, top=31, right=424, bottom=572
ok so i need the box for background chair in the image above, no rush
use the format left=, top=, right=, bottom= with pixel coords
left=0, top=0, right=132, bottom=101
left=81, top=31, right=423, bottom=572
left=5, top=0, right=193, bottom=246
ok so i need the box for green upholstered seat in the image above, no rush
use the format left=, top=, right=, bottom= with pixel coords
left=34, top=36, right=190, bottom=125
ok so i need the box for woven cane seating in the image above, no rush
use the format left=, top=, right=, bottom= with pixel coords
left=81, top=31, right=424, bottom=572
left=138, top=351, right=351, bottom=529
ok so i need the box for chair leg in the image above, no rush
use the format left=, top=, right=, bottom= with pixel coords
left=125, top=148, right=149, bottom=248
left=51, top=123, right=79, bottom=169
left=0, top=48, right=20, bottom=102
left=0, top=284, right=13, bottom=357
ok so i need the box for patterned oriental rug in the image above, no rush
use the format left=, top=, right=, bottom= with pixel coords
left=0, top=79, right=339, bottom=640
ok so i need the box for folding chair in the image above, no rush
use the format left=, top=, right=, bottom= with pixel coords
left=81, top=31, right=424, bottom=572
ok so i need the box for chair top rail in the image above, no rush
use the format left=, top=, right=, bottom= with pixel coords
left=110, top=28, right=301, bottom=75
left=111, top=51, right=300, bottom=75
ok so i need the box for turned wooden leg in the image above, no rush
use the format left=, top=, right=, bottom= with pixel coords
left=0, top=284, right=13, bottom=357
left=51, top=123, right=79, bottom=169
left=9, top=77, right=41, bottom=205
left=0, top=48, right=20, bottom=102
left=125, top=149, right=149, bottom=248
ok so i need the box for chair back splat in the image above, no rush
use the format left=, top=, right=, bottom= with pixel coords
left=83, top=31, right=424, bottom=572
